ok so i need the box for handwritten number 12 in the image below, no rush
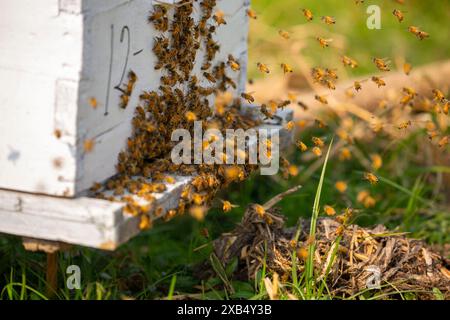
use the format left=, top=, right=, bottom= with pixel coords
left=104, top=25, right=131, bottom=116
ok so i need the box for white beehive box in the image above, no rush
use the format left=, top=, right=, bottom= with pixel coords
left=0, top=0, right=250, bottom=197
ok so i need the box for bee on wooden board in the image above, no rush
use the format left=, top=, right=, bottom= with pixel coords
left=227, top=55, right=241, bottom=71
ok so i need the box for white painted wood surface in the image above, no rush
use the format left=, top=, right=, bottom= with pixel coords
left=0, top=0, right=250, bottom=197
left=0, top=112, right=293, bottom=250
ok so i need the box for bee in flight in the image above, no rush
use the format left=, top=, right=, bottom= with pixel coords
left=408, top=26, right=429, bottom=40
left=247, top=9, right=257, bottom=19
left=278, top=30, right=290, bottom=40
left=316, top=37, right=333, bottom=48
left=403, top=62, right=412, bottom=75
left=213, top=10, right=227, bottom=25
left=257, top=62, right=270, bottom=74
left=281, top=63, right=293, bottom=74
left=302, top=8, right=313, bottom=21
left=373, top=57, right=391, bottom=72
left=321, top=16, right=336, bottom=25
left=371, top=76, right=386, bottom=88
left=392, top=9, right=405, bottom=22
left=315, top=94, right=329, bottom=105
left=352, top=79, right=367, bottom=92
left=342, top=55, right=358, bottom=68
left=241, top=92, right=255, bottom=103
left=364, top=172, right=379, bottom=185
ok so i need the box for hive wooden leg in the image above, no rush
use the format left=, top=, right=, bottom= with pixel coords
left=46, top=252, right=58, bottom=298
left=22, top=237, right=71, bottom=299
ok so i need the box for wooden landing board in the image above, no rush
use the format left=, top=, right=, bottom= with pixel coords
left=0, top=111, right=293, bottom=250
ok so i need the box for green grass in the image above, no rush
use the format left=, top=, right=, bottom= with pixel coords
left=1, top=126, right=448, bottom=300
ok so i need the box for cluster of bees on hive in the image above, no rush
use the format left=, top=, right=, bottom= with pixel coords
left=91, top=0, right=268, bottom=229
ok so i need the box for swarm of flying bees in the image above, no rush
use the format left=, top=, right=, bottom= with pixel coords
left=91, top=0, right=264, bottom=229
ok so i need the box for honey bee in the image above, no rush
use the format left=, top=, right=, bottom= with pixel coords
left=283, top=121, right=294, bottom=131
left=408, top=26, right=429, bottom=40
left=277, top=100, right=291, bottom=110
left=364, top=172, right=379, bottom=185
left=296, top=140, right=308, bottom=152
left=438, top=136, right=449, bottom=148
left=257, top=62, right=270, bottom=74
left=120, top=94, right=130, bottom=109
left=189, top=206, right=206, bottom=221
left=254, top=204, right=265, bottom=217
left=371, top=76, right=386, bottom=88
left=324, top=79, right=336, bottom=90
left=279, top=63, right=293, bottom=75
left=392, top=9, right=404, bottom=22
left=353, top=79, right=367, bottom=91
left=339, top=148, right=352, bottom=161
left=222, top=200, right=238, bottom=213
left=432, top=89, right=446, bottom=102
left=89, top=97, right=98, bottom=109
left=202, top=72, right=216, bottom=83
left=397, top=120, right=412, bottom=130
left=312, top=147, right=322, bottom=157
left=241, top=92, right=255, bottom=103
left=316, top=37, right=332, bottom=48
left=260, top=104, right=274, bottom=120
left=54, top=129, right=62, bottom=139
left=324, top=205, right=336, bottom=216
left=325, top=68, right=338, bottom=80
left=315, top=95, right=328, bottom=104
left=297, top=101, right=309, bottom=110
left=83, top=139, right=95, bottom=153
left=302, top=8, right=313, bottom=21
left=403, top=87, right=417, bottom=97
left=213, top=10, right=227, bottom=25
left=148, top=5, right=169, bottom=32
left=184, top=111, right=197, bottom=122
left=247, top=8, right=258, bottom=19
left=227, top=55, right=241, bottom=71
left=312, top=137, right=325, bottom=148
left=403, top=62, right=412, bottom=75
left=370, top=154, right=383, bottom=170
left=278, top=30, right=290, bottom=40
left=321, top=16, right=336, bottom=25
left=335, top=181, right=348, bottom=193
left=373, top=57, right=391, bottom=72
left=342, top=55, right=358, bottom=68
left=288, top=165, right=299, bottom=177
left=442, top=100, right=449, bottom=115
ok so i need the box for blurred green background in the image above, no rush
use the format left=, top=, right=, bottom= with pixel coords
left=248, top=0, right=450, bottom=79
